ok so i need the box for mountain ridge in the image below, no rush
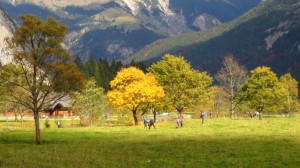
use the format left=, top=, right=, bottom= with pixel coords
left=128, top=0, right=300, bottom=80
left=1, top=0, right=260, bottom=61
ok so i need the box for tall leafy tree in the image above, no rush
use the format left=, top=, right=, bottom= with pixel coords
left=75, top=58, right=124, bottom=91
left=279, top=73, right=299, bottom=115
left=1, top=15, right=85, bottom=144
left=74, top=56, right=85, bottom=73
left=216, top=55, right=248, bottom=118
left=72, top=79, right=107, bottom=126
left=147, top=54, right=213, bottom=118
left=210, top=86, right=229, bottom=118
left=85, top=57, right=96, bottom=79
left=0, top=76, right=28, bottom=122
left=107, top=67, right=165, bottom=125
left=94, top=63, right=101, bottom=86
left=130, top=59, right=147, bottom=72
left=237, top=66, right=284, bottom=120
left=98, top=58, right=110, bottom=90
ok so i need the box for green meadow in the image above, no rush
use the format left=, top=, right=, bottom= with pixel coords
left=0, top=117, right=299, bottom=168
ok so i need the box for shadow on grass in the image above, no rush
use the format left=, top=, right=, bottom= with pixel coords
left=0, top=130, right=70, bottom=145
left=0, top=131, right=299, bottom=168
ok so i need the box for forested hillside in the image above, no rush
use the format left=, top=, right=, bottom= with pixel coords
left=1, top=0, right=260, bottom=61
left=74, top=57, right=146, bottom=91
left=129, top=0, right=300, bottom=81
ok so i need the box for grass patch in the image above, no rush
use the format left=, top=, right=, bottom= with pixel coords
left=0, top=117, right=299, bottom=167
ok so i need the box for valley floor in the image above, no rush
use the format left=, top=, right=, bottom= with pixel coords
left=0, top=116, right=299, bottom=168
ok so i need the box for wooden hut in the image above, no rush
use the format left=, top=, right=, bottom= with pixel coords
left=44, top=96, right=73, bottom=117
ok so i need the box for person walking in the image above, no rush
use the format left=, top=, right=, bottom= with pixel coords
left=57, top=120, right=61, bottom=128
left=143, top=117, right=148, bottom=129
left=201, top=112, right=205, bottom=125
left=176, top=118, right=182, bottom=128
left=148, top=119, right=155, bottom=129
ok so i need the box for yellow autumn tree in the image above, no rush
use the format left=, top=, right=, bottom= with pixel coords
left=278, top=73, right=299, bottom=116
left=237, top=66, right=285, bottom=120
left=107, top=67, right=165, bottom=125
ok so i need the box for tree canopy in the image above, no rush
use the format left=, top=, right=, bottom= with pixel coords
left=237, top=66, right=284, bottom=119
left=1, top=14, right=85, bottom=144
left=216, top=55, right=248, bottom=118
left=147, top=54, right=213, bottom=118
left=278, top=73, right=299, bottom=115
left=74, top=57, right=148, bottom=92
left=107, top=67, right=164, bottom=125
left=72, top=79, right=107, bottom=126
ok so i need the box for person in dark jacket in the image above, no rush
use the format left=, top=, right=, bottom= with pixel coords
left=148, top=119, right=155, bottom=129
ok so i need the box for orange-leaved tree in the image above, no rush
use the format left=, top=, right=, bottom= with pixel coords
left=107, top=67, right=164, bottom=125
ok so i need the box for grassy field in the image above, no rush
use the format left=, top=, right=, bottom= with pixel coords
left=0, top=117, right=299, bottom=168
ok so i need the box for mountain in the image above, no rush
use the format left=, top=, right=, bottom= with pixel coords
left=0, top=0, right=260, bottom=61
left=128, top=0, right=300, bottom=81
left=0, top=7, right=16, bottom=65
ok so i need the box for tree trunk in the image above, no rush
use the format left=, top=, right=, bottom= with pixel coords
left=230, top=92, right=235, bottom=119
left=132, top=109, right=138, bottom=125
left=152, top=110, right=157, bottom=123
left=5, top=106, right=8, bottom=128
left=230, top=109, right=234, bottom=119
left=287, top=96, right=291, bottom=117
left=178, top=109, right=184, bottom=126
left=34, top=111, right=41, bottom=144
left=20, top=113, right=23, bottom=125
left=14, top=112, right=18, bottom=121
left=259, top=112, right=262, bottom=120
left=177, top=108, right=184, bottom=119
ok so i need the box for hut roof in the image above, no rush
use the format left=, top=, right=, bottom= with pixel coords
left=45, top=95, right=72, bottom=111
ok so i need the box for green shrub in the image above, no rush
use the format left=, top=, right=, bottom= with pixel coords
left=44, top=119, right=50, bottom=128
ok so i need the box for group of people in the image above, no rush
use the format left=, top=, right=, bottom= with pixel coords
left=143, top=118, right=155, bottom=129
left=143, top=111, right=212, bottom=129
left=177, top=111, right=210, bottom=127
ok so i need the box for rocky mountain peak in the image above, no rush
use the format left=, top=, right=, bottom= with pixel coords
left=157, top=0, right=174, bottom=16
left=120, top=0, right=141, bottom=16
left=1, top=0, right=261, bottom=61
left=118, top=0, right=173, bottom=16
left=0, top=7, right=16, bottom=65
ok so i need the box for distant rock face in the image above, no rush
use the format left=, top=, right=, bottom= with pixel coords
left=117, top=0, right=192, bottom=36
left=0, top=8, right=16, bottom=65
left=2, top=0, right=260, bottom=61
left=128, top=0, right=300, bottom=83
left=192, top=14, right=222, bottom=31
left=264, top=21, right=291, bottom=51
